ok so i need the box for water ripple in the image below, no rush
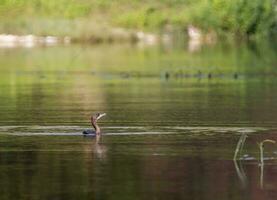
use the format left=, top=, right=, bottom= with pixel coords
left=0, top=125, right=269, bottom=136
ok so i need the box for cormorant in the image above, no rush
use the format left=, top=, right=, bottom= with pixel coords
left=83, top=113, right=106, bottom=135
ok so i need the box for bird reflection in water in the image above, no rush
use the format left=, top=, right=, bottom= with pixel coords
left=93, top=134, right=107, bottom=160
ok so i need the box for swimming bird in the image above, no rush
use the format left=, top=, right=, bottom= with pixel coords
left=83, top=113, right=106, bottom=135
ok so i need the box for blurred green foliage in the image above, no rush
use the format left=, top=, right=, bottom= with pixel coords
left=191, top=0, right=277, bottom=37
left=0, top=0, right=276, bottom=38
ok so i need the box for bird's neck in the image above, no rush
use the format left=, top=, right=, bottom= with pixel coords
left=91, top=121, right=101, bottom=135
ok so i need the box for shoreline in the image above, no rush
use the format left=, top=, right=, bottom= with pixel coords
left=0, top=28, right=159, bottom=48
left=0, top=25, right=215, bottom=49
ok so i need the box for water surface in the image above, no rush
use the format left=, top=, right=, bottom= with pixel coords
left=0, top=42, right=277, bottom=200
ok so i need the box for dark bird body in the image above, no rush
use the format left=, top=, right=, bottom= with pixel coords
left=83, top=129, right=96, bottom=135
left=83, top=113, right=106, bottom=136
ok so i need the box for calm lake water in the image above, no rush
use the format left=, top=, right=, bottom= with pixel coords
left=0, top=41, right=277, bottom=200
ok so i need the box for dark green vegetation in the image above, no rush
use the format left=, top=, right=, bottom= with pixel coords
left=0, top=0, right=276, bottom=39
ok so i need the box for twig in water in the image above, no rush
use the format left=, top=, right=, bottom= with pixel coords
left=233, top=133, right=248, bottom=187
left=233, top=133, right=247, bottom=160
left=258, top=139, right=275, bottom=189
left=259, top=139, right=276, bottom=165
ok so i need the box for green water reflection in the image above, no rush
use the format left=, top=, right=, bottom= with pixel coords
left=0, top=42, right=277, bottom=200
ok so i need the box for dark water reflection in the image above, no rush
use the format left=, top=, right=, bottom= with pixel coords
left=0, top=42, right=277, bottom=200
left=0, top=132, right=276, bottom=200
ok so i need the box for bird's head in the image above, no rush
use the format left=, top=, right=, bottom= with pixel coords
left=91, top=113, right=106, bottom=123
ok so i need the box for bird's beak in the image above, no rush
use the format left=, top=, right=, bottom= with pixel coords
left=96, top=113, right=106, bottom=120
